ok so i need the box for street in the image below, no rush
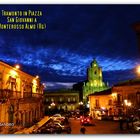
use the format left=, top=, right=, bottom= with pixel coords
left=69, top=118, right=130, bottom=134
left=25, top=116, right=139, bottom=134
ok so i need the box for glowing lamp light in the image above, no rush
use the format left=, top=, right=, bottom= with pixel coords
left=15, top=64, right=20, bottom=69
left=127, top=102, right=132, bottom=107
left=43, top=83, right=46, bottom=87
left=51, top=102, right=55, bottom=106
left=136, top=65, right=140, bottom=75
left=36, top=75, right=39, bottom=79
left=124, top=99, right=128, bottom=105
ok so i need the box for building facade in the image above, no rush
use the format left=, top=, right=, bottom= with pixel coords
left=0, top=61, right=44, bottom=130
left=112, top=79, right=140, bottom=116
left=89, top=79, right=140, bottom=119
left=44, top=90, right=79, bottom=114
left=89, top=89, right=114, bottom=118
left=83, top=59, right=109, bottom=102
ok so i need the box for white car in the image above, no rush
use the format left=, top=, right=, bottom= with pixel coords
left=50, top=114, right=65, bottom=121
left=133, top=121, right=140, bottom=132
left=134, top=123, right=140, bottom=133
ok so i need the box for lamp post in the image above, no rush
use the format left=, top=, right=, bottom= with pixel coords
left=124, top=99, right=132, bottom=116
left=50, top=102, right=56, bottom=115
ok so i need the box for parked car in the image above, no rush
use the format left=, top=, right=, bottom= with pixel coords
left=40, top=122, right=62, bottom=134
left=97, top=114, right=108, bottom=120
left=50, top=114, right=65, bottom=121
left=113, top=115, right=120, bottom=121
left=133, top=121, right=140, bottom=133
left=52, top=122, right=71, bottom=133
left=80, top=115, right=92, bottom=125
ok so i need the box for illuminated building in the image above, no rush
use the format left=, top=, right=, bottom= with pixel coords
left=0, top=61, right=44, bottom=132
left=112, top=79, right=140, bottom=115
left=44, top=90, right=79, bottom=114
left=83, top=59, right=109, bottom=102
left=89, top=79, right=140, bottom=118
left=89, top=89, right=114, bottom=118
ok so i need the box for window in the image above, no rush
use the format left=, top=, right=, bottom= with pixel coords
left=73, top=97, right=75, bottom=102
left=95, top=99, right=99, bottom=107
left=60, top=98, right=62, bottom=102
left=108, top=99, right=112, bottom=105
left=51, top=98, right=54, bottom=102
left=68, top=98, right=70, bottom=102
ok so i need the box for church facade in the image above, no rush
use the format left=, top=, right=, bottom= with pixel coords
left=83, top=59, right=109, bottom=102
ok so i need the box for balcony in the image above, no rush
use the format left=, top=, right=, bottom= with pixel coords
left=0, top=89, right=13, bottom=99
left=0, top=89, right=42, bottom=101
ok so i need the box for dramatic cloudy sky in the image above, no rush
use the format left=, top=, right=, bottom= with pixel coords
left=0, top=5, right=140, bottom=90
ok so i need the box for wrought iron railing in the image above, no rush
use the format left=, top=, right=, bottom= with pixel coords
left=0, top=89, right=43, bottom=100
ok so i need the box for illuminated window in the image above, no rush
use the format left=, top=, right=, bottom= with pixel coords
left=68, top=98, right=70, bottom=102
left=60, top=98, right=62, bottom=102
left=46, top=98, right=49, bottom=102
left=94, top=80, right=97, bottom=86
left=73, top=97, right=75, bottom=102
left=51, top=98, right=54, bottom=102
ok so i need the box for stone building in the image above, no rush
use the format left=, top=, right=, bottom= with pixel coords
left=89, top=88, right=113, bottom=118
left=0, top=61, right=44, bottom=129
left=112, top=79, right=140, bottom=116
left=44, top=90, right=79, bottom=114
left=89, top=78, right=140, bottom=119
left=83, top=59, right=109, bottom=102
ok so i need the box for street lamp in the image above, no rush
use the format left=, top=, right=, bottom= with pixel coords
left=36, top=75, right=39, bottom=79
left=136, top=65, right=140, bottom=75
left=15, top=64, right=20, bottom=69
left=136, top=65, right=140, bottom=78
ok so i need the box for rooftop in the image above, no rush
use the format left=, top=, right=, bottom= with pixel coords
left=89, top=88, right=112, bottom=96
left=114, top=78, right=140, bottom=87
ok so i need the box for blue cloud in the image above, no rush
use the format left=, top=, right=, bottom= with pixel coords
left=0, top=5, right=140, bottom=90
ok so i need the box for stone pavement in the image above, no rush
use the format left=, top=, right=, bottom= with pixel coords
left=14, top=116, right=50, bottom=134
